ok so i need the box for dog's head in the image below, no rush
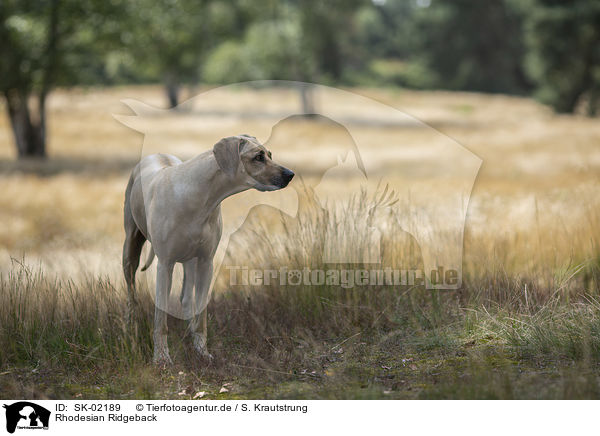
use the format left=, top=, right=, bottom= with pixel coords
left=213, top=134, right=294, bottom=191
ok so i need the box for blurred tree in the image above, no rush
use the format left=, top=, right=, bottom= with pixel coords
left=204, top=17, right=317, bottom=114
left=348, top=0, right=419, bottom=71
left=524, top=0, right=600, bottom=114
left=203, top=19, right=310, bottom=83
left=203, top=0, right=364, bottom=114
left=0, top=0, right=122, bottom=158
left=123, top=0, right=210, bottom=108
left=294, top=0, right=364, bottom=113
left=413, top=0, right=531, bottom=94
left=348, top=1, right=438, bottom=88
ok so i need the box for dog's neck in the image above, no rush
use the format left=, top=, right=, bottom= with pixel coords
left=185, top=152, right=250, bottom=214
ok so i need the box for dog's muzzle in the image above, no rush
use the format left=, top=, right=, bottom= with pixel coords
left=278, top=168, right=294, bottom=188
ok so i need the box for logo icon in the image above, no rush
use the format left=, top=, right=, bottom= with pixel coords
left=3, top=402, right=50, bottom=434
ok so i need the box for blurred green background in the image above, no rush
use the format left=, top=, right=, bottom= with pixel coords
left=1, top=0, right=599, bottom=158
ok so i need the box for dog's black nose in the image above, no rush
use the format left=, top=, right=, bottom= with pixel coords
left=281, top=168, right=294, bottom=185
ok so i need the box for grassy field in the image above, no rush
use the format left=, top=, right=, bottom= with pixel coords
left=1, top=84, right=600, bottom=399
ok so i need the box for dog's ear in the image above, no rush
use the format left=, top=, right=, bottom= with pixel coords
left=213, top=136, right=245, bottom=177
left=240, top=133, right=257, bottom=141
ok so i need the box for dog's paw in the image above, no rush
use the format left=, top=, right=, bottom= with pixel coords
left=190, top=345, right=213, bottom=365
left=194, top=349, right=214, bottom=362
left=191, top=334, right=213, bottom=362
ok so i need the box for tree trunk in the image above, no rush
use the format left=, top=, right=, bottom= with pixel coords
left=556, top=87, right=586, bottom=114
left=4, top=90, right=47, bottom=159
left=297, top=82, right=316, bottom=117
left=587, top=85, right=598, bottom=117
left=164, top=73, right=180, bottom=109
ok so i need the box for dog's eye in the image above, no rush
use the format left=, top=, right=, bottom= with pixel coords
left=254, top=153, right=265, bottom=162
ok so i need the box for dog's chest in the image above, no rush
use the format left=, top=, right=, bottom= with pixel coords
left=175, top=208, right=222, bottom=258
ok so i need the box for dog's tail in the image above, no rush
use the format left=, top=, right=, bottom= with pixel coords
left=140, top=245, right=155, bottom=271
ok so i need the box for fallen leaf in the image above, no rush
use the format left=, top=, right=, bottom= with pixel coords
left=381, top=365, right=391, bottom=370
left=409, top=364, right=418, bottom=370
left=177, top=390, right=187, bottom=396
left=219, top=387, right=229, bottom=393
left=193, top=391, right=206, bottom=399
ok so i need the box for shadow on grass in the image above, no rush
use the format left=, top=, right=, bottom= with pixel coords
left=0, top=156, right=139, bottom=177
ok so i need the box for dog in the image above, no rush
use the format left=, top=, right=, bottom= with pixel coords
left=122, top=134, right=294, bottom=365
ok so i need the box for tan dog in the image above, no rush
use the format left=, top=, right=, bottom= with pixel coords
left=122, top=134, right=294, bottom=365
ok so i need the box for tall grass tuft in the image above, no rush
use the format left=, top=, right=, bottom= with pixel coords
left=0, top=260, right=154, bottom=370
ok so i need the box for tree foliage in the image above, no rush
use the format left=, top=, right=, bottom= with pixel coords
left=0, top=0, right=123, bottom=158
left=412, top=0, right=531, bottom=94
left=121, top=0, right=210, bottom=107
left=2, top=0, right=599, bottom=159
left=523, top=0, right=600, bottom=114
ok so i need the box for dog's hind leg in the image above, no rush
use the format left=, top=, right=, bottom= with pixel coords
left=123, top=229, right=145, bottom=324
left=123, top=185, right=146, bottom=326
left=154, top=260, right=174, bottom=366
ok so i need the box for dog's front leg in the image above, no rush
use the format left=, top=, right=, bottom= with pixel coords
left=189, top=259, right=213, bottom=360
left=180, top=259, right=197, bottom=320
left=154, top=260, right=174, bottom=366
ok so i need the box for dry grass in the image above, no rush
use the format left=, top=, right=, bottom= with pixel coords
left=1, top=84, right=600, bottom=399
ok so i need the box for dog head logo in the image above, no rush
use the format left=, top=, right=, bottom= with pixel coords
left=3, top=402, right=50, bottom=433
left=115, top=81, right=481, bottom=318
